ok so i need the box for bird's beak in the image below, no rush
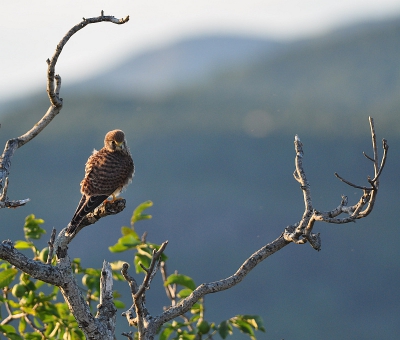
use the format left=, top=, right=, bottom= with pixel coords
left=116, top=141, right=124, bottom=150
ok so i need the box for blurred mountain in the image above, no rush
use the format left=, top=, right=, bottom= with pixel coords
left=0, top=17, right=399, bottom=339
left=74, top=35, right=281, bottom=97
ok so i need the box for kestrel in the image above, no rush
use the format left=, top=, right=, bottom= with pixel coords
left=65, top=130, right=134, bottom=235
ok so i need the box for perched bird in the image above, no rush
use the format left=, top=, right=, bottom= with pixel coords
left=65, top=130, right=134, bottom=235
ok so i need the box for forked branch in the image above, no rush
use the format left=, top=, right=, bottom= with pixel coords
left=285, top=116, right=388, bottom=250
left=121, top=242, right=169, bottom=334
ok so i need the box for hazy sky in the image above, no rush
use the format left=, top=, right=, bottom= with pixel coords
left=1, top=0, right=400, bottom=103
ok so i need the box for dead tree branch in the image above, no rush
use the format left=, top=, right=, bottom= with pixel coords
left=0, top=237, right=113, bottom=339
left=122, top=242, right=169, bottom=337
left=284, top=116, right=388, bottom=250
left=95, top=261, right=118, bottom=339
left=118, top=117, right=387, bottom=339
left=0, top=11, right=129, bottom=209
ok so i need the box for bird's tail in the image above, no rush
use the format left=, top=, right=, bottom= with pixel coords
left=65, top=222, right=78, bottom=236
left=65, top=194, right=109, bottom=236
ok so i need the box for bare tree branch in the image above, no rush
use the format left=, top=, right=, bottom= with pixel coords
left=284, top=116, right=388, bottom=250
left=135, top=242, right=168, bottom=300
left=46, top=228, right=57, bottom=265
left=63, top=198, right=127, bottom=241
left=160, top=262, right=176, bottom=305
left=115, top=117, right=387, bottom=339
left=0, top=240, right=62, bottom=285
left=1, top=291, right=25, bottom=325
left=152, top=235, right=289, bottom=334
left=95, top=261, right=117, bottom=340
left=121, top=331, right=135, bottom=340
left=0, top=11, right=129, bottom=209
left=122, top=242, right=169, bottom=337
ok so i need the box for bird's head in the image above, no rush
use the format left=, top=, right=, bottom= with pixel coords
left=104, top=129, right=128, bottom=152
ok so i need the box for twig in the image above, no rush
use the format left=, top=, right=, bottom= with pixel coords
left=334, top=172, right=371, bottom=190
left=135, top=241, right=168, bottom=299
left=121, top=331, right=134, bottom=340
left=46, top=228, right=57, bottom=264
left=121, top=263, right=139, bottom=295
left=0, top=177, right=30, bottom=208
left=121, top=263, right=139, bottom=327
left=24, top=314, right=46, bottom=337
left=160, top=261, right=176, bottom=305
left=1, top=291, right=25, bottom=325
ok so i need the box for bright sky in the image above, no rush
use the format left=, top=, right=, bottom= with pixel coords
left=1, top=0, right=400, bottom=103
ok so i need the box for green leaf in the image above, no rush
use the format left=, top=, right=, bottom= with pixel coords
left=218, top=320, right=233, bottom=339
left=8, top=300, right=21, bottom=308
left=197, top=320, right=210, bottom=334
left=4, top=333, right=24, bottom=340
left=18, top=317, right=26, bottom=334
left=190, top=302, right=201, bottom=315
left=14, top=241, right=34, bottom=250
left=230, top=317, right=255, bottom=339
left=0, top=325, right=23, bottom=339
left=24, top=280, right=37, bottom=292
left=159, top=326, right=174, bottom=340
left=119, top=234, right=142, bottom=248
left=177, top=288, right=193, bottom=298
left=242, top=315, right=266, bottom=332
left=134, top=253, right=151, bottom=273
left=44, top=322, right=55, bottom=337
left=108, top=243, right=129, bottom=253
left=121, top=226, right=140, bottom=238
left=164, top=274, right=196, bottom=291
left=24, top=333, right=42, bottom=340
left=109, top=234, right=142, bottom=253
left=113, top=300, right=125, bottom=309
left=23, top=214, right=46, bottom=240
left=82, top=274, right=100, bottom=291
left=109, top=261, right=126, bottom=271
left=0, top=268, right=18, bottom=288
left=131, top=200, right=153, bottom=225
left=0, top=261, right=11, bottom=269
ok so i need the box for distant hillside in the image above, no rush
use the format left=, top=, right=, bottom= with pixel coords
left=64, top=17, right=400, bottom=138
left=74, top=35, right=281, bottom=97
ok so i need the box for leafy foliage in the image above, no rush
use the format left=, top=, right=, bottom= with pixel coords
left=0, top=203, right=265, bottom=339
left=0, top=215, right=85, bottom=339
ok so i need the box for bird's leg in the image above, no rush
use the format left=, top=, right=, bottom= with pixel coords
left=104, top=194, right=124, bottom=204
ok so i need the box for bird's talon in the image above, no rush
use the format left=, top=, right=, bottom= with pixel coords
left=104, top=194, right=124, bottom=204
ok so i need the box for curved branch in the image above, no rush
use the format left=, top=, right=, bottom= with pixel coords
left=46, top=13, right=129, bottom=107
left=0, top=11, right=129, bottom=208
left=152, top=235, right=288, bottom=331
